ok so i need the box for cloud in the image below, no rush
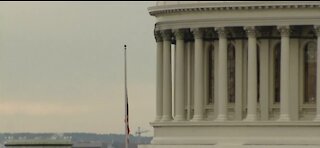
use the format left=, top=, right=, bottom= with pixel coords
left=0, top=100, right=93, bottom=116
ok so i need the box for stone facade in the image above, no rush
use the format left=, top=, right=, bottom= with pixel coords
left=141, top=1, right=320, bottom=148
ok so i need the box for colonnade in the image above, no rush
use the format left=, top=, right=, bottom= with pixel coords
left=154, top=25, right=320, bottom=122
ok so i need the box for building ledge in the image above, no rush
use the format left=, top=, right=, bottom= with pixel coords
left=151, top=121, right=320, bottom=127
left=148, top=1, right=320, bottom=16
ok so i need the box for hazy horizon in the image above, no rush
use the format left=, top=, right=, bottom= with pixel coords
left=0, top=1, right=156, bottom=136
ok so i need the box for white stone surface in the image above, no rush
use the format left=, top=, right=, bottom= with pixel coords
left=244, top=26, right=257, bottom=121
left=160, top=31, right=173, bottom=121
left=140, top=144, right=320, bottom=148
left=174, top=29, right=186, bottom=121
left=278, top=26, right=290, bottom=121
left=155, top=36, right=163, bottom=122
left=149, top=1, right=320, bottom=30
left=147, top=1, right=320, bottom=147
left=191, top=29, right=204, bottom=121
left=215, top=27, right=228, bottom=121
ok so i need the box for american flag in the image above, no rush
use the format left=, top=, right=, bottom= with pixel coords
left=125, top=91, right=130, bottom=145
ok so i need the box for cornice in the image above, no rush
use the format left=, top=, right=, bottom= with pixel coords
left=151, top=121, right=320, bottom=127
left=154, top=16, right=320, bottom=31
left=148, top=1, right=320, bottom=16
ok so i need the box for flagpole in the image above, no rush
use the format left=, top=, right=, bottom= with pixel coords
left=124, top=44, right=129, bottom=148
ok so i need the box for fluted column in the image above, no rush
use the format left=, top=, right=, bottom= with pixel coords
left=244, top=26, right=258, bottom=121
left=173, top=29, right=186, bottom=121
left=278, top=26, right=291, bottom=121
left=191, top=28, right=204, bottom=121
left=215, top=27, right=228, bottom=121
left=161, top=30, right=173, bottom=121
left=314, top=25, right=320, bottom=121
left=155, top=31, right=163, bottom=122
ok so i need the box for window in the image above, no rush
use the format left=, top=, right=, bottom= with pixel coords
left=304, top=42, right=317, bottom=104
left=208, top=44, right=214, bottom=104
left=228, top=44, right=235, bottom=103
left=274, top=43, right=281, bottom=103
left=257, top=45, right=260, bottom=102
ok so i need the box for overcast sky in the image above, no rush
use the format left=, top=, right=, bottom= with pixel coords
left=0, top=1, right=156, bottom=136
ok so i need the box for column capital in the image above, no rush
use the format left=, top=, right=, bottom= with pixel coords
left=244, top=26, right=256, bottom=37
left=160, top=30, right=172, bottom=41
left=215, top=27, right=227, bottom=38
left=277, top=25, right=290, bottom=37
left=173, top=29, right=185, bottom=40
left=314, top=25, right=320, bottom=36
left=191, top=28, right=204, bottom=39
left=154, top=31, right=163, bottom=42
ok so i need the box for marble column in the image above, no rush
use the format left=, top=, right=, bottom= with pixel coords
left=278, top=26, right=291, bottom=121
left=161, top=30, right=173, bottom=121
left=235, top=39, right=243, bottom=120
left=173, top=29, right=186, bottom=121
left=215, top=27, right=228, bottom=121
left=314, top=25, right=320, bottom=121
left=155, top=31, right=163, bottom=122
left=191, top=28, right=204, bottom=121
left=244, top=26, right=258, bottom=121
left=260, top=39, right=270, bottom=121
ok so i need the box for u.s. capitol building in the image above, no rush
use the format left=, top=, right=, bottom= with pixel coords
left=140, top=1, right=320, bottom=148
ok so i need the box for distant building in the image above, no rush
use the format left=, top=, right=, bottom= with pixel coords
left=72, top=141, right=102, bottom=148
left=113, top=143, right=136, bottom=148
left=4, top=133, right=72, bottom=148
left=72, top=141, right=114, bottom=148
left=4, top=139, right=72, bottom=148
